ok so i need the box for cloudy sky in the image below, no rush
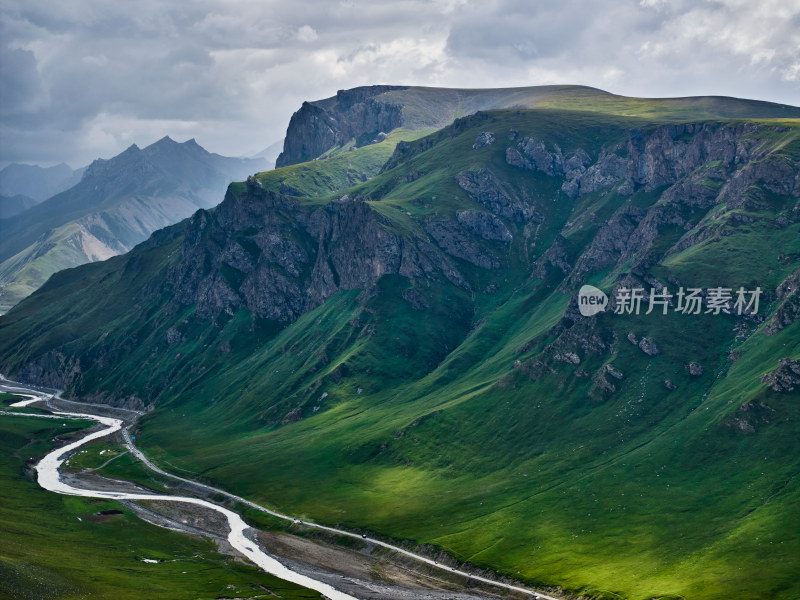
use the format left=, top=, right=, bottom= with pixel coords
left=1, top=0, right=799, bottom=168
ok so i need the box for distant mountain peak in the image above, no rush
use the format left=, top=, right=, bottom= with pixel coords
left=145, top=136, right=207, bottom=155
left=151, top=136, right=178, bottom=146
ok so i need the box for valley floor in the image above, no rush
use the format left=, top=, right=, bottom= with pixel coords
left=0, top=382, right=553, bottom=600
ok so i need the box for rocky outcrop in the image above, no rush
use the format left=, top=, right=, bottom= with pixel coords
left=555, top=352, right=581, bottom=365
left=456, top=169, right=537, bottom=222
left=505, top=137, right=565, bottom=176
left=762, top=358, right=800, bottom=392
left=505, top=136, right=624, bottom=198
left=764, top=267, right=800, bottom=335
left=533, top=234, right=571, bottom=278
left=718, top=153, right=800, bottom=211
left=455, top=210, right=513, bottom=242
left=381, top=137, right=438, bottom=173
left=276, top=86, right=406, bottom=167
left=627, top=123, right=762, bottom=190
left=505, top=123, right=791, bottom=206
left=562, top=148, right=627, bottom=198
left=560, top=124, right=798, bottom=281
left=472, top=132, right=495, bottom=149
left=724, top=399, right=776, bottom=434
left=570, top=206, right=646, bottom=279
left=425, top=219, right=499, bottom=270
left=688, top=362, right=704, bottom=376
left=638, top=337, right=659, bottom=356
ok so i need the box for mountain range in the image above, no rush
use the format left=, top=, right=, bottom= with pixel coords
left=0, top=137, right=266, bottom=308
left=0, top=163, right=84, bottom=219
left=1, top=85, right=799, bottom=599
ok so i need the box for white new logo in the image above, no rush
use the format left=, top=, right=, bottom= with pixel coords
left=577, top=285, right=608, bottom=316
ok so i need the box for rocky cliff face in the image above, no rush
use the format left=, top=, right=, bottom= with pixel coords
left=276, top=86, right=406, bottom=167
left=163, top=179, right=476, bottom=322
left=451, top=121, right=800, bottom=287
left=503, top=122, right=776, bottom=199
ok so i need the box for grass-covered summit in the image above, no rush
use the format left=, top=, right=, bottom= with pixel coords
left=1, top=87, right=799, bottom=599
left=275, top=83, right=800, bottom=168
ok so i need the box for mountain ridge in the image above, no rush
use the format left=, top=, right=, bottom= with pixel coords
left=275, top=84, right=800, bottom=168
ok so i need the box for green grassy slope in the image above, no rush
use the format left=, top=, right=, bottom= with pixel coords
left=308, top=85, right=800, bottom=134
left=1, top=103, right=799, bottom=599
left=0, top=412, right=321, bottom=600
left=250, top=128, right=432, bottom=201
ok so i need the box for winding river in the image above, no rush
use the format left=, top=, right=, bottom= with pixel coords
left=4, top=388, right=359, bottom=600
left=2, top=380, right=550, bottom=600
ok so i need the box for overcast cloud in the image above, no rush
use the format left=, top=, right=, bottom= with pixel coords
left=1, top=0, right=798, bottom=167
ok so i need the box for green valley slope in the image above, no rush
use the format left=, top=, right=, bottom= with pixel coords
left=1, top=90, right=799, bottom=600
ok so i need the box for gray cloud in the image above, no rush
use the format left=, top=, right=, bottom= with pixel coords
left=0, top=45, right=46, bottom=116
left=1, top=0, right=798, bottom=168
